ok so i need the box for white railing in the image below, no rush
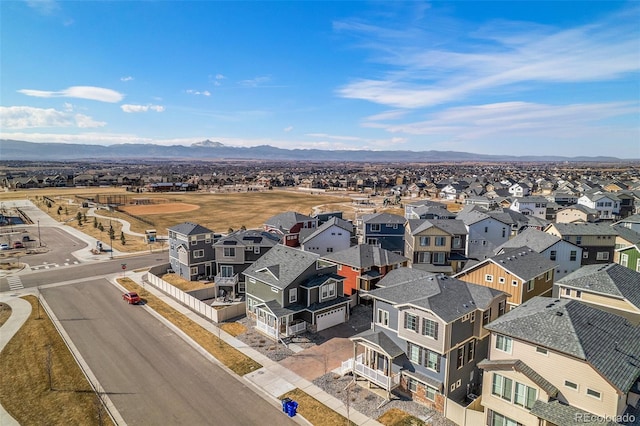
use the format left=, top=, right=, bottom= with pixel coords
left=343, top=354, right=399, bottom=390
left=256, top=320, right=277, bottom=338
left=215, top=274, right=238, bottom=286
left=287, top=321, right=307, bottom=335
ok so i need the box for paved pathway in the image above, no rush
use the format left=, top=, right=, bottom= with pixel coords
left=86, top=208, right=146, bottom=237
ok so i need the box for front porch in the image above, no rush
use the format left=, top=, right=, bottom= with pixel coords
left=254, top=301, right=308, bottom=340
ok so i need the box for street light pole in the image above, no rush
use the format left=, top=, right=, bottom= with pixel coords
left=109, top=219, right=113, bottom=260
left=37, top=220, right=42, bottom=247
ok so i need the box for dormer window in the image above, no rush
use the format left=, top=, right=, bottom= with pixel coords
left=320, top=281, right=336, bottom=300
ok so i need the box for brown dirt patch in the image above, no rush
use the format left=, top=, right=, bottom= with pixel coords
left=121, top=202, right=200, bottom=215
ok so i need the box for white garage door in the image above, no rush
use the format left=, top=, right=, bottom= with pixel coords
left=316, top=306, right=346, bottom=331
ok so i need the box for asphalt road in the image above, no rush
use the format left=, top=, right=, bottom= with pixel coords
left=42, top=279, right=294, bottom=425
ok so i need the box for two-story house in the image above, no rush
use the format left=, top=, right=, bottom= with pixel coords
left=243, top=245, right=350, bottom=339
left=555, top=204, right=599, bottom=223
left=509, top=183, right=531, bottom=198
left=299, top=216, right=354, bottom=255
left=455, top=248, right=556, bottom=311
left=494, top=228, right=582, bottom=281
left=213, top=229, right=281, bottom=296
left=405, top=219, right=468, bottom=275
left=456, top=206, right=511, bottom=260
left=342, top=268, right=508, bottom=414
left=359, top=212, right=406, bottom=254
left=168, top=222, right=218, bottom=281
left=544, top=222, right=617, bottom=265
left=263, top=211, right=318, bottom=247
left=479, top=297, right=640, bottom=426
left=578, top=192, right=621, bottom=220
left=322, top=244, right=408, bottom=302
left=556, top=263, right=640, bottom=325
left=509, top=196, right=549, bottom=220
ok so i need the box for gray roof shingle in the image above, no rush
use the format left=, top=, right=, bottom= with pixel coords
left=485, top=297, right=640, bottom=393
left=243, top=245, right=320, bottom=289
left=322, top=244, right=408, bottom=269
left=548, top=222, right=617, bottom=236
left=264, top=211, right=315, bottom=232
left=168, top=222, right=214, bottom=236
left=463, top=247, right=556, bottom=281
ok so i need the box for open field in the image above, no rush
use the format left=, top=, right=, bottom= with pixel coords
left=121, top=202, right=200, bottom=215
left=0, top=296, right=112, bottom=426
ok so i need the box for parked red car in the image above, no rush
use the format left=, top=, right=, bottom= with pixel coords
left=13, top=241, right=24, bottom=249
left=122, top=292, right=141, bottom=304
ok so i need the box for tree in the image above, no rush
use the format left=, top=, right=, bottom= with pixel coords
left=93, top=216, right=98, bottom=228
left=108, top=226, right=115, bottom=241
left=57, top=206, right=62, bottom=216
left=76, top=212, right=83, bottom=225
left=240, top=225, right=247, bottom=231
left=98, top=223, right=104, bottom=232
left=228, top=227, right=234, bottom=234
left=65, top=207, right=68, bottom=215
left=120, top=231, right=126, bottom=245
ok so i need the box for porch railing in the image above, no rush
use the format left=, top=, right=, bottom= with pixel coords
left=215, top=274, right=239, bottom=286
left=256, top=320, right=277, bottom=338
left=287, top=321, right=307, bottom=335
left=341, top=354, right=400, bottom=390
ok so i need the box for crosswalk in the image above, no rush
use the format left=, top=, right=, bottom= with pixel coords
left=31, top=260, right=80, bottom=271
left=7, top=276, right=23, bottom=291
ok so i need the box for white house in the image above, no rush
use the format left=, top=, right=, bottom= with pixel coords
left=578, top=192, right=620, bottom=220
left=509, top=196, right=548, bottom=220
left=300, top=217, right=353, bottom=256
left=457, top=206, right=511, bottom=260
left=508, top=182, right=531, bottom=197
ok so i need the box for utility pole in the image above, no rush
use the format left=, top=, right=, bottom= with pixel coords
left=37, top=220, right=42, bottom=247
left=109, top=220, right=114, bottom=260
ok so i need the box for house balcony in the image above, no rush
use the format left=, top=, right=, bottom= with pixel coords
left=215, top=274, right=239, bottom=286
left=341, top=354, right=400, bottom=390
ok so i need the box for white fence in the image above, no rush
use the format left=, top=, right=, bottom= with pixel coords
left=145, top=268, right=245, bottom=323
left=445, top=396, right=484, bottom=426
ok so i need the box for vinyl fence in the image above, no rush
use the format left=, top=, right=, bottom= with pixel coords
left=146, top=265, right=245, bottom=323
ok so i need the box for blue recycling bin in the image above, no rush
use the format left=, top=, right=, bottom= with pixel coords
left=281, top=398, right=291, bottom=413
left=287, top=400, right=298, bottom=417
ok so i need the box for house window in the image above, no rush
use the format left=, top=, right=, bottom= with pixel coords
left=498, top=277, right=505, bottom=284
left=422, top=318, right=438, bottom=339
left=576, top=290, right=582, bottom=298
left=223, top=247, right=236, bottom=257
left=408, top=377, right=418, bottom=392
left=492, top=373, right=513, bottom=402
left=419, top=236, right=430, bottom=246
left=190, top=266, right=198, bottom=276
left=485, top=274, right=494, bottom=283
left=453, top=236, right=461, bottom=248
left=576, top=236, right=582, bottom=245
left=512, top=280, right=518, bottom=286
left=425, top=350, right=439, bottom=372
left=417, top=252, right=431, bottom=263
left=570, top=251, right=577, bottom=261
left=483, top=308, right=492, bottom=325
left=484, top=226, right=488, bottom=233
left=289, top=288, right=297, bottom=303
left=407, top=342, right=422, bottom=363
left=470, top=312, right=475, bottom=323
left=621, top=253, right=628, bottom=267
left=527, top=280, right=534, bottom=292
left=596, top=252, right=609, bottom=261
left=536, top=347, right=548, bottom=355
left=193, top=249, right=204, bottom=258
left=321, top=282, right=336, bottom=300
left=502, top=228, right=506, bottom=238
left=377, top=309, right=389, bottom=327
left=433, top=252, right=445, bottom=264
left=498, top=301, right=506, bottom=317
left=435, top=236, right=446, bottom=246
left=550, top=250, right=557, bottom=261
left=254, top=246, right=260, bottom=254
left=564, top=288, right=571, bottom=296
left=457, top=347, right=465, bottom=369
left=367, top=238, right=378, bottom=246
left=586, top=388, right=601, bottom=399
left=583, top=251, right=589, bottom=259
left=404, top=313, right=418, bottom=332
left=636, top=259, right=640, bottom=272
left=370, top=224, right=381, bottom=232
left=238, top=281, right=246, bottom=293
left=425, top=385, right=437, bottom=401
left=467, top=341, right=475, bottom=363
left=326, top=247, right=334, bottom=253
left=191, top=238, right=197, bottom=246
left=564, top=380, right=578, bottom=390
left=489, top=411, right=519, bottom=426
left=545, top=270, right=552, bottom=281
left=514, top=382, right=537, bottom=409
left=496, top=334, right=512, bottom=353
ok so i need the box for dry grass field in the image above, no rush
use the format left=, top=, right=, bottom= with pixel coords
left=121, top=202, right=200, bottom=215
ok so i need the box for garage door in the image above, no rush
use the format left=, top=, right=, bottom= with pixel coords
left=316, top=306, right=346, bottom=331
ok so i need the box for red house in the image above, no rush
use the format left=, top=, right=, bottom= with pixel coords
left=263, top=211, right=318, bottom=247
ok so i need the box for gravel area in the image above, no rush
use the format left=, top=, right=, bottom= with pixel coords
left=313, top=373, right=456, bottom=426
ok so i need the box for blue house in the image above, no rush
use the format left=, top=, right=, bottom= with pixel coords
left=360, top=212, right=406, bottom=254
left=168, top=222, right=220, bottom=281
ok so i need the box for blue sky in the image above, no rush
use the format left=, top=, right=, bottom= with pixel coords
left=1, top=1, right=639, bottom=157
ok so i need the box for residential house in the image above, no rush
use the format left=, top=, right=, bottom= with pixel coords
left=213, top=229, right=280, bottom=296
left=168, top=222, right=218, bottom=281
left=578, top=192, right=621, bottom=220
left=322, top=244, right=408, bottom=301
left=439, top=183, right=467, bottom=201
left=494, top=228, right=582, bottom=280
left=617, top=243, right=640, bottom=274
left=464, top=196, right=499, bottom=210
left=405, top=219, right=468, bottom=275
left=456, top=206, right=511, bottom=260
left=359, top=212, right=406, bottom=254
left=404, top=200, right=455, bottom=220
left=614, top=213, right=640, bottom=233
left=263, top=211, right=318, bottom=247
left=555, top=263, right=640, bottom=325
left=551, top=190, right=579, bottom=206
left=613, top=225, right=640, bottom=264
left=300, top=216, right=353, bottom=255
left=509, top=183, right=531, bottom=197
left=455, top=248, right=556, bottom=311
left=243, top=245, right=350, bottom=339
left=509, top=196, right=548, bottom=220
left=555, top=204, right=599, bottom=223
left=479, top=297, right=640, bottom=426
left=544, top=223, right=617, bottom=265
left=343, top=268, right=508, bottom=414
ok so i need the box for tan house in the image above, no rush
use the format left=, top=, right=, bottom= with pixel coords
left=544, top=222, right=617, bottom=265
left=555, top=204, right=598, bottom=223
left=556, top=263, right=640, bottom=325
left=454, top=248, right=556, bottom=310
left=404, top=219, right=468, bottom=275
left=479, top=297, right=640, bottom=426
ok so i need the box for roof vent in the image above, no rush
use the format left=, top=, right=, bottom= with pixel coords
left=555, top=311, right=563, bottom=316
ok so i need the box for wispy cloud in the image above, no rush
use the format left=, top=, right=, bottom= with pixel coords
left=120, top=104, right=165, bottom=113
left=283, top=126, right=293, bottom=132
left=238, top=76, right=272, bottom=88
left=336, top=6, right=640, bottom=108
left=18, top=86, right=124, bottom=103
left=25, top=0, right=59, bottom=15
left=186, top=89, right=211, bottom=96
left=306, top=132, right=407, bottom=149
left=120, top=76, right=134, bottom=82
left=0, top=106, right=105, bottom=129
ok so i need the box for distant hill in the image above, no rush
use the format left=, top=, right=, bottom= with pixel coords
left=0, top=139, right=631, bottom=163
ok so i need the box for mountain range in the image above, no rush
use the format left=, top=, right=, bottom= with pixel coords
left=0, top=139, right=632, bottom=163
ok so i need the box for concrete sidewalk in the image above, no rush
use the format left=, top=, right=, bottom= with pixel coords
left=120, top=271, right=382, bottom=426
